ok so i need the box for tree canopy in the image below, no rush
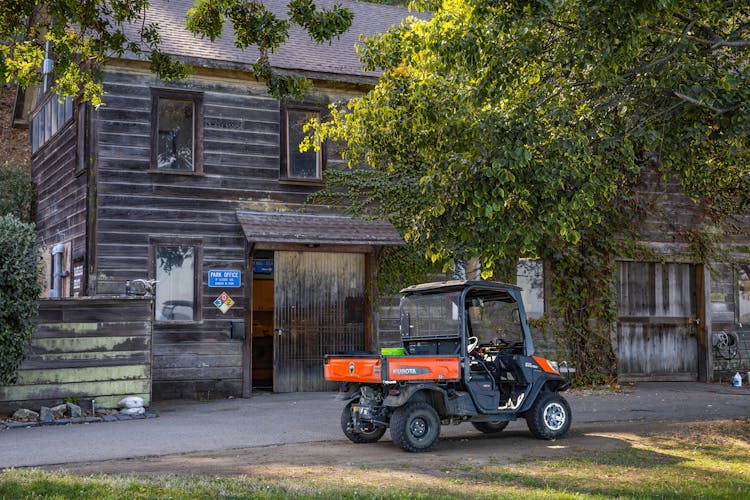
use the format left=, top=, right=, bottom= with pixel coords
left=313, top=0, right=749, bottom=273
left=310, top=0, right=749, bottom=382
left=0, top=0, right=355, bottom=104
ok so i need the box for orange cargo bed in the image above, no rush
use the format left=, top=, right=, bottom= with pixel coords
left=324, top=354, right=460, bottom=383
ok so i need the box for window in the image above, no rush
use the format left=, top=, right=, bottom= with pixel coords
left=517, top=259, right=545, bottom=319
left=738, top=265, right=750, bottom=325
left=154, top=245, right=197, bottom=321
left=151, top=89, right=203, bottom=173
left=282, top=106, right=323, bottom=181
left=30, top=95, right=73, bottom=153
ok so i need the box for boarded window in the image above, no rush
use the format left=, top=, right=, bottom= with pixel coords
left=283, top=108, right=321, bottom=180
left=155, top=246, right=195, bottom=321
left=151, top=89, right=203, bottom=173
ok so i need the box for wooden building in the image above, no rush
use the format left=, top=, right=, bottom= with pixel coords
left=23, top=0, right=406, bottom=398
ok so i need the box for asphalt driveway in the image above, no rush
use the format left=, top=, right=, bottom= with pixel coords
left=1, top=382, right=748, bottom=469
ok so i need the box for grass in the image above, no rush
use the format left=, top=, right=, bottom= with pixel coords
left=1, top=419, right=748, bottom=499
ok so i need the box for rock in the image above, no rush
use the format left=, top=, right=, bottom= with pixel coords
left=120, top=407, right=145, bottom=416
left=12, top=408, right=39, bottom=421
left=39, top=406, right=54, bottom=423
left=51, top=404, right=68, bottom=419
left=67, top=403, right=82, bottom=418
left=118, top=396, right=144, bottom=409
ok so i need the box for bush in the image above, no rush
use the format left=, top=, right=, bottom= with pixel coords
left=0, top=165, right=35, bottom=222
left=0, top=215, right=43, bottom=385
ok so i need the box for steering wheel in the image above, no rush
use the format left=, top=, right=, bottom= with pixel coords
left=467, top=336, right=479, bottom=353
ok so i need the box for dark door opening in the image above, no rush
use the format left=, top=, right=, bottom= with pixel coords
left=251, top=252, right=274, bottom=391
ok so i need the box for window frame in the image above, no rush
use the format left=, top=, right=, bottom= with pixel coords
left=280, top=104, right=325, bottom=183
left=149, top=237, right=203, bottom=323
left=30, top=93, right=74, bottom=155
left=150, top=88, right=204, bottom=175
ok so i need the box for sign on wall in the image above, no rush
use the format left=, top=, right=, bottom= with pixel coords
left=208, top=269, right=241, bottom=288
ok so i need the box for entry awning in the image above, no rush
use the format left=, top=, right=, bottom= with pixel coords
left=236, top=210, right=404, bottom=247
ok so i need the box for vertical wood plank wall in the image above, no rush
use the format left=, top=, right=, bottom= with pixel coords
left=0, top=298, right=152, bottom=414
left=616, top=262, right=698, bottom=380
left=274, top=252, right=365, bottom=392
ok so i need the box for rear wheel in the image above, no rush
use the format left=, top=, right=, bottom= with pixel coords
left=525, top=392, right=571, bottom=440
left=471, top=420, right=509, bottom=434
left=390, top=401, right=441, bottom=452
left=341, top=400, right=386, bottom=444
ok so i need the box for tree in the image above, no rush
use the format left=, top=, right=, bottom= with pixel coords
left=310, top=0, right=750, bottom=383
left=0, top=215, right=43, bottom=385
left=0, top=0, right=354, bottom=104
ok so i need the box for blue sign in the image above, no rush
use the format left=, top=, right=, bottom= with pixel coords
left=253, top=259, right=274, bottom=274
left=208, top=270, right=241, bottom=288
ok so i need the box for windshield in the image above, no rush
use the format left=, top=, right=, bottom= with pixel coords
left=467, top=297, right=523, bottom=345
left=400, top=292, right=462, bottom=339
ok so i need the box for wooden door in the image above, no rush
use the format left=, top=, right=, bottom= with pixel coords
left=617, top=262, right=698, bottom=381
left=273, top=251, right=366, bottom=392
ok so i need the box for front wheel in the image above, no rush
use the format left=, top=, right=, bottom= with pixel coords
left=525, top=392, right=571, bottom=440
left=341, top=400, right=386, bottom=444
left=472, top=420, right=509, bottom=434
left=390, top=401, right=441, bottom=452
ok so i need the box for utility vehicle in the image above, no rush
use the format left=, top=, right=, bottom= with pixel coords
left=324, top=280, right=571, bottom=452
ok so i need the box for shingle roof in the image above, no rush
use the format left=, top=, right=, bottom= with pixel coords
left=237, top=210, right=404, bottom=246
left=135, top=0, right=419, bottom=80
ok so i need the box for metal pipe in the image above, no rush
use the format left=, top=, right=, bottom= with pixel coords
left=49, top=243, right=65, bottom=298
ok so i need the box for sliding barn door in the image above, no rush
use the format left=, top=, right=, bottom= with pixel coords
left=617, top=262, right=698, bottom=381
left=274, top=251, right=365, bottom=392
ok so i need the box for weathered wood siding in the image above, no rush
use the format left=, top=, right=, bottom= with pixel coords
left=0, top=298, right=152, bottom=415
left=274, top=251, right=365, bottom=392
left=89, top=64, right=362, bottom=398
left=708, top=263, right=750, bottom=379
left=31, top=111, right=88, bottom=276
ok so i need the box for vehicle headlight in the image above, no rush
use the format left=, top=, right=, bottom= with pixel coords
left=549, top=361, right=559, bottom=373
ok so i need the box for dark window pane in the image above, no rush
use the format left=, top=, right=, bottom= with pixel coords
left=157, top=99, right=194, bottom=170
left=155, top=246, right=195, bottom=321
left=287, top=109, right=320, bottom=179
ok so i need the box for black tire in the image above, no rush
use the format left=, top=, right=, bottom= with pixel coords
left=471, top=420, right=509, bottom=434
left=390, top=401, right=441, bottom=452
left=340, top=401, right=386, bottom=444
left=525, top=392, right=572, bottom=440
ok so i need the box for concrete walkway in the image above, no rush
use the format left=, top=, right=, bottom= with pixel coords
left=1, top=382, right=748, bottom=469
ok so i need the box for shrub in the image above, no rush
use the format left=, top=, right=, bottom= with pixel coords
left=0, top=214, right=43, bottom=385
left=0, top=165, right=35, bottom=222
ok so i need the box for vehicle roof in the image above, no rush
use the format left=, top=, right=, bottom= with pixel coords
left=400, top=280, right=522, bottom=295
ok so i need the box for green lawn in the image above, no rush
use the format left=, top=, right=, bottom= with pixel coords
left=1, top=419, right=748, bottom=499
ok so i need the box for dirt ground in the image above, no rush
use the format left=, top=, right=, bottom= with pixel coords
left=45, top=419, right=731, bottom=480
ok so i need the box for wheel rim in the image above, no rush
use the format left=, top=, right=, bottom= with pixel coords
left=410, top=417, right=428, bottom=438
left=543, top=402, right=566, bottom=431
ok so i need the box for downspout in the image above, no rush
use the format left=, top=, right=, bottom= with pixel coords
left=49, top=243, right=65, bottom=298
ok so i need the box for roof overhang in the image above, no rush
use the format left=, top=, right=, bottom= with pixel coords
left=237, top=210, right=404, bottom=251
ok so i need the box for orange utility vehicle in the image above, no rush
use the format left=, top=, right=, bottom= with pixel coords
left=324, top=280, right=571, bottom=452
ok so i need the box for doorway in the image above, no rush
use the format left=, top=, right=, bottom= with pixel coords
left=273, top=251, right=366, bottom=392
left=251, top=251, right=274, bottom=390
left=617, top=261, right=699, bottom=381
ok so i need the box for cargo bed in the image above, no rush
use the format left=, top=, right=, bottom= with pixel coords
left=324, top=354, right=460, bottom=383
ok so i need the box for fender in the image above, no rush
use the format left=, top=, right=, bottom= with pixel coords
left=335, top=382, right=361, bottom=401
left=517, top=374, right=569, bottom=413
left=382, top=383, right=449, bottom=409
